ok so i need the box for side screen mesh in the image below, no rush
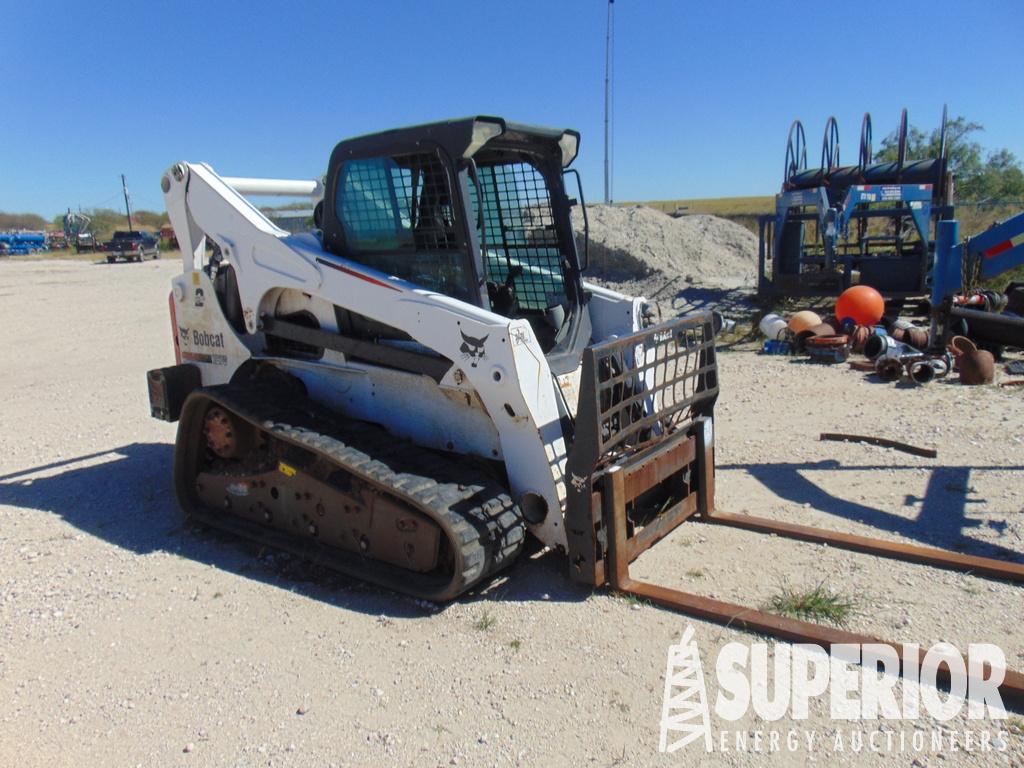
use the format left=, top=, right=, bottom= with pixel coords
left=471, top=161, right=567, bottom=311
left=338, top=157, right=410, bottom=250
left=336, top=153, right=470, bottom=300
left=339, top=153, right=457, bottom=252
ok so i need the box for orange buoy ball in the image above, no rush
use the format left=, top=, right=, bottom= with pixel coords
left=787, top=310, right=822, bottom=334
left=835, top=285, right=885, bottom=326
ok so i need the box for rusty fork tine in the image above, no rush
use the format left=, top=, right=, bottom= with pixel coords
left=620, top=579, right=1024, bottom=708
left=702, top=511, right=1024, bottom=583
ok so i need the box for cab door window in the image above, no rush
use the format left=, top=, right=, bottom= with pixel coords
left=336, top=153, right=471, bottom=301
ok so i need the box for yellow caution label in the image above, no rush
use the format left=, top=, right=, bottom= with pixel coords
left=278, top=462, right=297, bottom=477
left=191, top=271, right=200, bottom=286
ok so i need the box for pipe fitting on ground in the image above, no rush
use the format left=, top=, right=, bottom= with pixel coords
left=875, top=357, right=904, bottom=382
left=909, top=360, right=938, bottom=384
left=865, top=334, right=918, bottom=362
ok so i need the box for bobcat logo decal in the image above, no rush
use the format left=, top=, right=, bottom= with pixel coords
left=178, top=325, right=190, bottom=345
left=459, top=331, right=488, bottom=368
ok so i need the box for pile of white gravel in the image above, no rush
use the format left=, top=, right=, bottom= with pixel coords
left=572, top=204, right=758, bottom=290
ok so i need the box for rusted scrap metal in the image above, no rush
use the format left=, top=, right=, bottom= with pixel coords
left=820, top=432, right=938, bottom=459
left=1000, top=380, right=1024, bottom=388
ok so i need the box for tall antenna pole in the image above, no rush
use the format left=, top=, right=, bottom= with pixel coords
left=603, top=0, right=614, bottom=204
left=121, top=174, right=133, bottom=231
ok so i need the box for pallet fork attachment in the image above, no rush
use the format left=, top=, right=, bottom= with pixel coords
left=566, top=312, right=1024, bottom=706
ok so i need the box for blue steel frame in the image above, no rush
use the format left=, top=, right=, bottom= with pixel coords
left=760, top=182, right=941, bottom=296
left=932, top=210, right=1024, bottom=306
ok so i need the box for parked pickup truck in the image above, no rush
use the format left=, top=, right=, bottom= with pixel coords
left=105, top=230, right=159, bottom=263
left=75, top=232, right=99, bottom=253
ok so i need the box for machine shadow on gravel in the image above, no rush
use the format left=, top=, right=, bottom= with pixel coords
left=0, top=443, right=590, bottom=616
left=672, top=286, right=758, bottom=319
left=720, top=459, right=1024, bottom=563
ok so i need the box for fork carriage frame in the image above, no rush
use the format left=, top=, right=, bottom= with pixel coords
left=567, top=311, right=1024, bottom=705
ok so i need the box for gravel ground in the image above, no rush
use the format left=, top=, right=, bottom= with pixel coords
left=1, top=259, right=1021, bottom=767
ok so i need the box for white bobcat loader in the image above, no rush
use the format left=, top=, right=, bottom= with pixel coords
left=148, top=117, right=1023, bottom=703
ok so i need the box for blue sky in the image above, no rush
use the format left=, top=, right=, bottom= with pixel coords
left=4, top=0, right=1023, bottom=218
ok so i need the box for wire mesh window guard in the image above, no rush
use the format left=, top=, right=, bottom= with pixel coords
left=469, top=161, right=567, bottom=312
left=591, top=317, right=718, bottom=458
left=336, top=153, right=471, bottom=300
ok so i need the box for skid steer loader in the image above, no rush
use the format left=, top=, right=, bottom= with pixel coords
left=148, top=117, right=718, bottom=602
left=148, top=117, right=1024, bottom=703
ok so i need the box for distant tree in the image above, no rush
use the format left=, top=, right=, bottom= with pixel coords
left=973, top=148, right=1024, bottom=200
left=0, top=212, right=49, bottom=230
left=875, top=115, right=1024, bottom=201
left=132, top=210, right=168, bottom=230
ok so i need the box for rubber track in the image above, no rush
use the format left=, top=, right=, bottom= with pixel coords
left=180, top=383, right=525, bottom=600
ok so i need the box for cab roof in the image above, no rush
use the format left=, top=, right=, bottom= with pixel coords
left=330, top=116, right=581, bottom=168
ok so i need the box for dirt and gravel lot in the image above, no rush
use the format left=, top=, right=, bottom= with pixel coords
left=1, top=258, right=1022, bottom=767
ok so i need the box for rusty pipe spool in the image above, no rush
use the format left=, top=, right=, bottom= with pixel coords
left=891, top=326, right=930, bottom=349
left=906, top=327, right=930, bottom=349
